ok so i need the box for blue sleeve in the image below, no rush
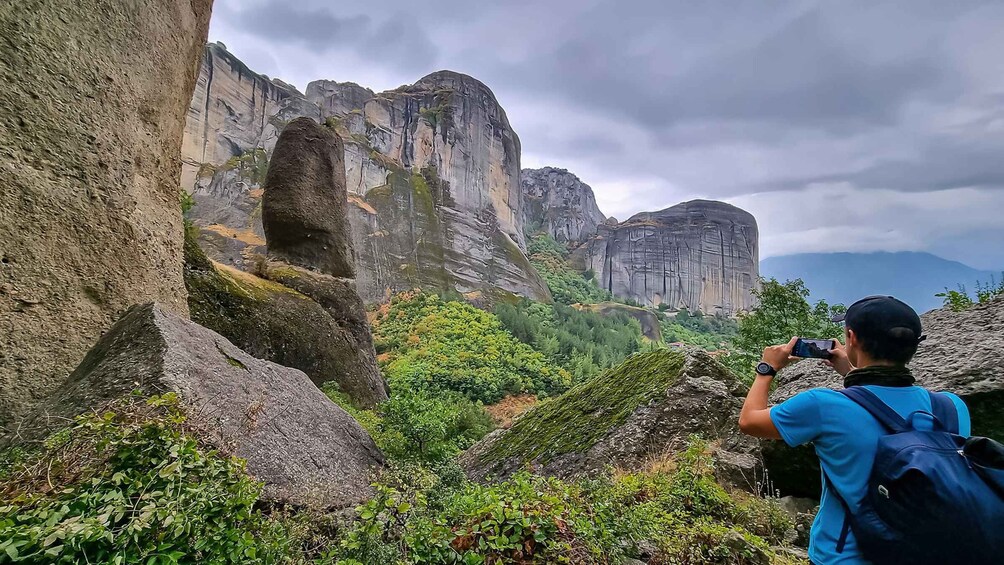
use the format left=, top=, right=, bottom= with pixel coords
left=947, top=393, right=971, bottom=437
left=770, top=389, right=824, bottom=447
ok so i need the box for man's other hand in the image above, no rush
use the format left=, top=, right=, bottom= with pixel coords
left=761, top=337, right=798, bottom=372
left=823, top=338, right=853, bottom=376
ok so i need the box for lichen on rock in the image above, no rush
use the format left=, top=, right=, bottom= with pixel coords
left=461, top=348, right=760, bottom=488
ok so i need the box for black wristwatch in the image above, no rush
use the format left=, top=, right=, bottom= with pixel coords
left=755, top=362, right=777, bottom=377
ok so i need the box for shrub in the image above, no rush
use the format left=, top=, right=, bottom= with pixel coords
left=527, top=234, right=612, bottom=305
left=371, top=291, right=571, bottom=404
left=0, top=394, right=291, bottom=564
left=937, top=274, right=1004, bottom=311
left=329, top=439, right=796, bottom=564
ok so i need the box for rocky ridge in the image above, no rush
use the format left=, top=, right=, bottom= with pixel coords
left=181, top=44, right=549, bottom=304
left=574, top=200, right=759, bottom=315
left=521, top=167, right=606, bottom=243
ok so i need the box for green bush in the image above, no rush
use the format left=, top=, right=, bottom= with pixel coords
left=495, top=299, right=642, bottom=384
left=661, top=310, right=738, bottom=351
left=371, top=291, right=572, bottom=404
left=527, top=234, right=612, bottom=305
left=724, top=278, right=844, bottom=383
left=0, top=394, right=292, bottom=564
left=329, top=439, right=798, bottom=564
left=937, top=274, right=1004, bottom=311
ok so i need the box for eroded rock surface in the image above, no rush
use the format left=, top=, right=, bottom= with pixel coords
left=184, top=232, right=387, bottom=409
left=522, top=167, right=606, bottom=243
left=764, top=297, right=1004, bottom=498
left=10, top=303, right=384, bottom=509
left=180, top=45, right=549, bottom=303
left=262, top=118, right=355, bottom=277
left=0, top=0, right=212, bottom=430
left=461, top=349, right=760, bottom=490
left=574, top=200, right=759, bottom=315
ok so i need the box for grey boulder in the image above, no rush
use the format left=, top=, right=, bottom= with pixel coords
left=11, top=303, right=384, bottom=509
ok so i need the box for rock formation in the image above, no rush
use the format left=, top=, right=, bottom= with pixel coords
left=0, top=0, right=213, bottom=430
left=262, top=118, right=355, bottom=277
left=461, top=349, right=761, bottom=490
left=10, top=303, right=384, bottom=509
left=574, top=302, right=662, bottom=341
left=763, top=297, right=1004, bottom=498
left=184, top=231, right=388, bottom=409
left=180, top=45, right=549, bottom=303
left=574, top=200, right=759, bottom=315
left=186, top=118, right=386, bottom=408
left=521, top=167, right=606, bottom=243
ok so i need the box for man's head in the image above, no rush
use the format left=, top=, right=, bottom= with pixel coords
left=835, top=296, right=925, bottom=367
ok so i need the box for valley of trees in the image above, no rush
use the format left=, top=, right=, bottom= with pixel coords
left=1, top=228, right=833, bottom=564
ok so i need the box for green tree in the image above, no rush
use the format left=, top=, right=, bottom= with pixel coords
left=723, top=278, right=844, bottom=382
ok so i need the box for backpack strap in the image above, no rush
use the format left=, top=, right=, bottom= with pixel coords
left=822, top=470, right=853, bottom=553
left=839, top=386, right=910, bottom=433
left=928, top=391, right=960, bottom=434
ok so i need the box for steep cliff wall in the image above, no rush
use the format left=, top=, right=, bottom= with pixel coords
left=522, top=167, right=606, bottom=243
left=0, top=0, right=213, bottom=429
left=574, top=200, right=759, bottom=315
left=181, top=46, right=549, bottom=303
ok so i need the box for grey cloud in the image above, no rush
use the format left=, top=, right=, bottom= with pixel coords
left=208, top=0, right=1004, bottom=268
left=219, top=0, right=439, bottom=71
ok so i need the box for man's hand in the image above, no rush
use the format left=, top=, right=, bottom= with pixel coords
left=824, top=338, right=854, bottom=376
left=761, top=336, right=799, bottom=372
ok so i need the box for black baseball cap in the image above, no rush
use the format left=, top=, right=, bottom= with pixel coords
left=832, top=295, right=926, bottom=345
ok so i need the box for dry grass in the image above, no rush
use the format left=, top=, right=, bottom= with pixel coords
left=202, top=223, right=266, bottom=247
left=484, top=394, right=538, bottom=429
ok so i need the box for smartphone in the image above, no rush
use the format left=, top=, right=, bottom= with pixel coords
left=793, top=338, right=835, bottom=359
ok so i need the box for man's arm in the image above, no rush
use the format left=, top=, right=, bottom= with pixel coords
left=738, top=337, right=798, bottom=439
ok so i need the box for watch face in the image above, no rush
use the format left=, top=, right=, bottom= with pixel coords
left=756, top=362, right=773, bottom=375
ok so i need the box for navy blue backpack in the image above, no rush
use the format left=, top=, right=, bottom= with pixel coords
left=825, top=386, right=1004, bottom=564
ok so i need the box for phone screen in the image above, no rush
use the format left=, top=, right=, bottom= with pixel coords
left=793, top=338, right=835, bottom=359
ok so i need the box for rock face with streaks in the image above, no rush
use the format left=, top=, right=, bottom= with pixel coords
left=763, top=297, right=1004, bottom=498
left=180, top=45, right=549, bottom=303
left=574, top=200, right=759, bottom=315
left=521, top=167, right=606, bottom=243
left=0, top=0, right=212, bottom=430
left=9, top=303, right=384, bottom=509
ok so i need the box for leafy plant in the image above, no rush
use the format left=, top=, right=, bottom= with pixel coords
left=371, top=291, right=572, bottom=404
left=527, top=234, right=612, bottom=305
left=723, top=278, right=844, bottom=383
left=937, top=274, right=1004, bottom=311
left=0, top=394, right=291, bottom=564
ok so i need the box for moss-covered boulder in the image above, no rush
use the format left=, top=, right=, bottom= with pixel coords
left=184, top=231, right=388, bottom=409
left=765, top=296, right=1004, bottom=498
left=460, top=349, right=759, bottom=487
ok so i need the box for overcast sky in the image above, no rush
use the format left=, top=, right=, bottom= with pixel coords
left=209, top=0, right=1004, bottom=270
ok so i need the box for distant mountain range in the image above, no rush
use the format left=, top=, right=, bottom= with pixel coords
left=760, top=252, right=1002, bottom=314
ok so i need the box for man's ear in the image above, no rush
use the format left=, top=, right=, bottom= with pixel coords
left=846, top=328, right=858, bottom=347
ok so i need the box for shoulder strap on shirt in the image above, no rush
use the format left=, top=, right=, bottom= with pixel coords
left=839, top=386, right=910, bottom=433
left=928, top=391, right=960, bottom=434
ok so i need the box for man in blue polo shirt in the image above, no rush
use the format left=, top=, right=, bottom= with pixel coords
left=737, top=296, right=971, bottom=565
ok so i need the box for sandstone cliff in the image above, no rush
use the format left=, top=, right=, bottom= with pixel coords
left=0, top=0, right=212, bottom=430
left=574, top=200, right=759, bottom=315
left=181, top=45, right=549, bottom=303
left=521, top=167, right=606, bottom=243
